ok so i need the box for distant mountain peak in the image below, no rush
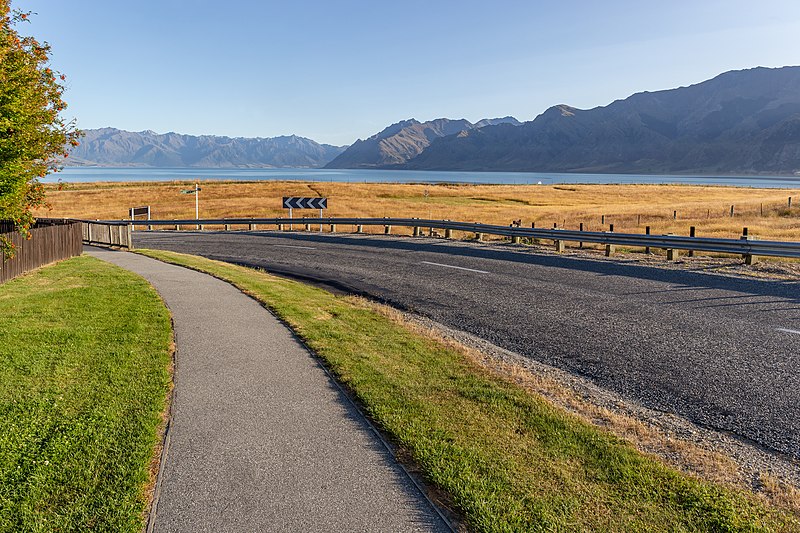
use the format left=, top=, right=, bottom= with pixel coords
left=326, top=115, right=520, bottom=169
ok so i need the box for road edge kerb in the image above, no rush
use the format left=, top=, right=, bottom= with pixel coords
left=131, top=250, right=460, bottom=533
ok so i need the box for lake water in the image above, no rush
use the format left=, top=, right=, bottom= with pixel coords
left=46, top=167, right=800, bottom=189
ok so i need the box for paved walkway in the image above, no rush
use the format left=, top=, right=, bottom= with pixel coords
left=88, top=249, right=448, bottom=532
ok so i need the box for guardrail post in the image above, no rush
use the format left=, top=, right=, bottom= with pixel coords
left=147, top=224, right=153, bottom=231
left=223, top=224, right=230, bottom=231
left=511, top=235, right=520, bottom=244
left=475, top=232, right=483, bottom=241
left=740, top=230, right=758, bottom=264
left=645, top=226, right=651, bottom=254
left=126, top=224, right=133, bottom=249
left=554, top=240, right=564, bottom=252
left=249, top=223, right=257, bottom=230
left=579, top=223, right=584, bottom=248
left=605, top=243, right=615, bottom=256
left=199, top=224, right=205, bottom=231
left=413, top=226, right=420, bottom=237
left=305, top=223, right=311, bottom=232
left=278, top=223, right=284, bottom=231
left=665, top=234, right=678, bottom=260
left=444, top=228, right=452, bottom=239
left=176, top=224, right=181, bottom=231
left=330, top=224, right=336, bottom=233
left=356, top=224, right=363, bottom=233
left=385, top=225, right=392, bottom=234
left=688, top=226, right=695, bottom=257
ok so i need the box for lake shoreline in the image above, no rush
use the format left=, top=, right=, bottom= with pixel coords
left=46, top=167, right=800, bottom=189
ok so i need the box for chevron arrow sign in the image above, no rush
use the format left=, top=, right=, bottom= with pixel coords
left=282, top=197, right=328, bottom=209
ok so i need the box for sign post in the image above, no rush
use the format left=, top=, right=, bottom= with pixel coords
left=181, top=184, right=202, bottom=228
left=282, top=197, right=328, bottom=231
left=129, top=206, right=151, bottom=231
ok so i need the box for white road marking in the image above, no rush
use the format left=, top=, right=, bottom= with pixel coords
left=420, top=261, right=489, bottom=274
left=274, top=244, right=317, bottom=250
left=776, top=328, right=800, bottom=336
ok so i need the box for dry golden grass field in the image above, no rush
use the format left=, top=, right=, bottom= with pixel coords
left=39, top=180, right=800, bottom=242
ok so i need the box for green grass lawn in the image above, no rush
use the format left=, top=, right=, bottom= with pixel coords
left=0, top=256, right=172, bottom=532
left=137, top=249, right=797, bottom=532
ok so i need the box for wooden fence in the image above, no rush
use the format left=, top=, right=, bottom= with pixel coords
left=0, top=219, right=83, bottom=284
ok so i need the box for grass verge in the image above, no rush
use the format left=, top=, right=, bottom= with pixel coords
left=0, top=256, right=172, bottom=532
left=137, top=248, right=798, bottom=532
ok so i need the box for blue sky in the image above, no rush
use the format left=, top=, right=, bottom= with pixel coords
left=22, top=0, right=800, bottom=145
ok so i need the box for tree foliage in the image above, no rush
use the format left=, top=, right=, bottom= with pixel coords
left=0, top=0, right=79, bottom=256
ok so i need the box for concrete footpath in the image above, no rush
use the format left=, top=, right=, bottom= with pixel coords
left=88, top=248, right=449, bottom=532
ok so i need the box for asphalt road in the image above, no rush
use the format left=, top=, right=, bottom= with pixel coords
left=135, top=230, right=800, bottom=460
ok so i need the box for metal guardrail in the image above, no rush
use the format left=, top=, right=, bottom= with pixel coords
left=80, top=217, right=800, bottom=261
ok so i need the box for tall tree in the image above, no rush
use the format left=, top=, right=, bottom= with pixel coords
left=0, top=1, right=79, bottom=256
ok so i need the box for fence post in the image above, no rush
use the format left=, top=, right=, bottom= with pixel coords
left=730, top=205, right=735, bottom=217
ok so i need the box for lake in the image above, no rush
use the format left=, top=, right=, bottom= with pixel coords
left=46, top=167, right=800, bottom=189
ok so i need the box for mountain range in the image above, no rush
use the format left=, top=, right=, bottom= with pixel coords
left=65, top=128, right=346, bottom=168
left=65, top=66, right=800, bottom=175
